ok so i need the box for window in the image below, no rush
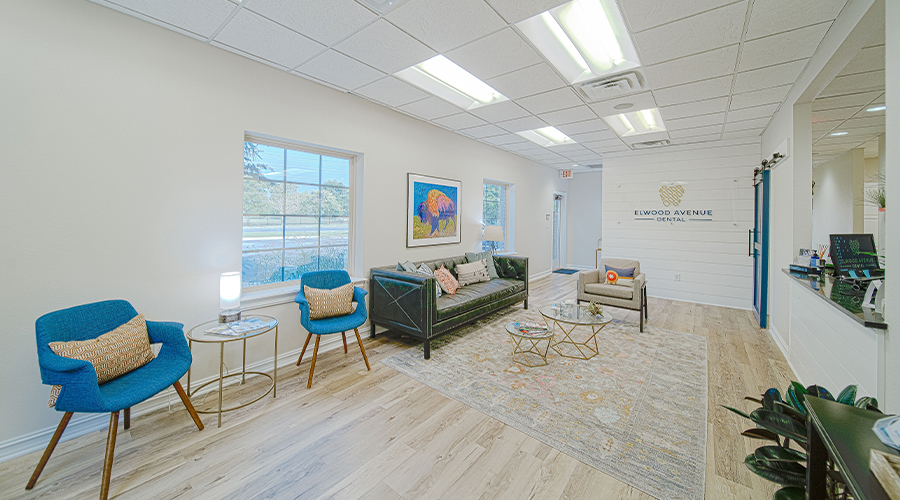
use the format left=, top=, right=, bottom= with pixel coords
left=482, top=181, right=508, bottom=252
left=242, top=139, right=352, bottom=287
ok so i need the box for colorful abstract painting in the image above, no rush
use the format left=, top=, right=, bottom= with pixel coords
left=407, top=173, right=461, bottom=247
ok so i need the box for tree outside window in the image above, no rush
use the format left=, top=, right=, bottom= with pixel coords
left=482, top=182, right=507, bottom=252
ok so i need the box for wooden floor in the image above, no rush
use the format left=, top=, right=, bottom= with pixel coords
left=0, top=273, right=794, bottom=500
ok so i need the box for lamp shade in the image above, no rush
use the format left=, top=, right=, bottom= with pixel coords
left=220, top=272, right=241, bottom=310
left=483, top=225, right=504, bottom=242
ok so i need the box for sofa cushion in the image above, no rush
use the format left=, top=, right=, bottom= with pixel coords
left=456, top=259, right=490, bottom=286
left=437, top=279, right=524, bottom=321
left=465, top=251, right=499, bottom=279
left=584, top=282, right=633, bottom=300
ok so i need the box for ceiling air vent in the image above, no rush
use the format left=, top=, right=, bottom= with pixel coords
left=631, top=139, right=671, bottom=149
left=584, top=163, right=603, bottom=170
left=578, top=71, right=645, bottom=102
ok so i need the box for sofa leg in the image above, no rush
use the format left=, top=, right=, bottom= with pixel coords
left=640, top=306, right=644, bottom=333
left=370, top=324, right=376, bottom=339
left=524, top=299, right=528, bottom=310
left=424, top=340, right=430, bottom=360
left=644, top=288, right=649, bottom=319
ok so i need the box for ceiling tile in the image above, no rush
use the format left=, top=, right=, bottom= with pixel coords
left=659, top=97, right=729, bottom=121
left=397, top=96, right=463, bottom=120
left=246, top=0, right=376, bottom=46
left=820, top=70, right=885, bottom=98
left=580, top=137, right=628, bottom=148
left=668, top=124, right=724, bottom=139
left=484, top=0, right=568, bottom=24
left=723, top=117, right=770, bottom=132
left=722, top=129, right=764, bottom=140
left=652, top=75, right=734, bottom=107
left=485, top=63, right=568, bottom=100
left=551, top=144, right=590, bottom=153
left=745, top=0, right=847, bottom=40
left=812, top=91, right=881, bottom=112
left=538, top=106, right=598, bottom=126
left=634, top=2, right=746, bottom=66
left=738, top=22, right=831, bottom=72
left=732, top=59, right=808, bottom=94
left=674, top=133, right=724, bottom=145
left=445, top=28, right=543, bottom=81
left=334, top=19, right=436, bottom=74
left=729, top=84, right=792, bottom=110
left=839, top=45, right=885, bottom=76
left=387, top=0, right=507, bottom=53
left=214, top=9, right=325, bottom=68
left=587, top=91, right=659, bottom=118
left=665, top=112, right=725, bottom=130
left=469, top=101, right=531, bottom=122
left=840, top=115, right=885, bottom=129
left=619, top=0, right=739, bottom=33
left=459, top=123, right=508, bottom=138
left=353, top=76, right=430, bottom=107
left=482, top=134, right=529, bottom=146
left=618, top=130, right=671, bottom=146
left=516, top=88, right=585, bottom=115
left=643, top=45, right=739, bottom=89
left=556, top=119, right=611, bottom=136
left=295, top=50, right=386, bottom=90
left=113, top=0, right=238, bottom=38
left=811, top=106, right=861, bottom=123
left=725, top=103, right=779, bottom=122
left=432, top=113, right=489, bottom=130
left=504, top=142, right=545, bottom=152
left=496, top=115, right=549, bottom=132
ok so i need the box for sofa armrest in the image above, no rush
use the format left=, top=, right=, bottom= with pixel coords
left=370, top=267, right=435, bottom=337
left=633, top=273, right=646, bottom=296
left=578, top=269, right=601, bottom=295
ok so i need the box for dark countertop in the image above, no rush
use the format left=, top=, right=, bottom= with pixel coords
left=782, top=268, right=887, bottom=329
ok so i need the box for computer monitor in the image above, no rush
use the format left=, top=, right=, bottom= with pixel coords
left=829, top=234, right=882, bottom=278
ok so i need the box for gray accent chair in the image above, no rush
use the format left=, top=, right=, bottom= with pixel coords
left=577, top=258, right=648, bottom=332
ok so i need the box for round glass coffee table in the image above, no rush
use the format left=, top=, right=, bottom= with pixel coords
left=539, top=303, right=612, bottom=360
left=505, top=322, right=554, bottom=367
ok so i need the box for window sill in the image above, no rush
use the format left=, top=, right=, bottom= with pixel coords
left=241, top=275, right=368, bottom=311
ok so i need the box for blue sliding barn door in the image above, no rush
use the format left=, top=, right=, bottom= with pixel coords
left=752, top=169, right=770, bottom=328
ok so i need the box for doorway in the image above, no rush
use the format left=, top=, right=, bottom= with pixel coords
left=552, top=193, right=566, bottom=270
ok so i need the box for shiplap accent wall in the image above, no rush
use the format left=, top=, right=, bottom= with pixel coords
left=602, top=138, right=760, bottom=310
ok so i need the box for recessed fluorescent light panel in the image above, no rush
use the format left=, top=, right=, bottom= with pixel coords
left=601, top=108, right=666, bottom=137
left=516, top=0, right=640, bottom=84
left=516, top=126, right=576, bottom=147
left=395, top=55, right=509, bottom=111
left=830, top=131, right=848, bottom=136
left=867, top=106, right=886, bottom=112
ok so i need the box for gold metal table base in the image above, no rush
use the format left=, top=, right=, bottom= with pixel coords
left=548, top=319, right=608, bottom=360
left=188, top=371, right=275, bottom=414
left=509, top=334, right=553, bottom=367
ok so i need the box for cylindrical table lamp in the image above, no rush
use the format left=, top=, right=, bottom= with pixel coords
left=219, top=271, right=242, bottom=323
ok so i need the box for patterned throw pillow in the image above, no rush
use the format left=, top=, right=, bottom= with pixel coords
left=305, top=283, right=355, bottom=319
left=433, top=265, right=460, bottom=295
left=48, top=313, right=155, bottom=407
left=416, top=264, right=442, bottom=300
left=465, top=251, right=498, bottom=279
left=456, top=259, right=490, bottom=286
left=605, top=266, right=636, bottom=286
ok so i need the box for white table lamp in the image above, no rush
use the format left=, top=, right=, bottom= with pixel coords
left=219, top=271, right=242, bottom=323
left=483, top=225, right=504, bottom=253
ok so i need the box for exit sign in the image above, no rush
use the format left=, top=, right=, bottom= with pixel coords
left=560, top=169, right=573, bottom=179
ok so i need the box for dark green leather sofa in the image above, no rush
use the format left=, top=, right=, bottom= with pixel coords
left=370, top=255, right=528, bottom=359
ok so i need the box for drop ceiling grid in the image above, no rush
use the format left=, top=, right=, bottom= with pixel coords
left=88, top=0, right=850, bottom=168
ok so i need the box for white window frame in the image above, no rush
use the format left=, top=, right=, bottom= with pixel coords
left=482, top=179, right=514, bottom=253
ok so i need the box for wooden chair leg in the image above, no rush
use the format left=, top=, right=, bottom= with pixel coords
left=26, top=412, right=73, bottom=490
left=124, top=408, right=130, bottom=430
left=172, top=381, right=204, bottom=431
left=342, top=332, right=348, bottom=353
left=297, top=333, right=312, bottom=366
left=307, top=335, right=321, bottom=389
left=354, top=328, right=370, bottom=371
left=99, top=411, right=119, bottom=500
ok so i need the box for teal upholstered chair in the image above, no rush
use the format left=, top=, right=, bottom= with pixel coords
left=294, top=271, right=370, bottom=388
left=29, top=300, right=204, bottom=500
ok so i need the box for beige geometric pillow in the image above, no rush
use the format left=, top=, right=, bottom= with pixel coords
left=305, top=283, right=354, bottom=320
left=48, top=313, right=154, bottom=407
left=456, top=259, right=490, bottom=286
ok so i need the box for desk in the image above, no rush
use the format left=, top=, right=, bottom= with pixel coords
left=186, top=315, right=278, bottom=427
left=806, top=396, right=897, bottom=499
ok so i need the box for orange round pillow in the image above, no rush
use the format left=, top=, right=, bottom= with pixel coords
left=606, top=270, right=619, bottom=284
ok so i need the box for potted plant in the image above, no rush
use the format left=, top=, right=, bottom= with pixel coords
left=865, top=172, right=886, bottom=260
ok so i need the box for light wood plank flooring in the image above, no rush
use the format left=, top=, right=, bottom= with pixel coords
left=0, top=273, right=794, bottom=499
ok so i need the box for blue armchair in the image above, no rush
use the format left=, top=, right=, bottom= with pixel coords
left=294, top=271, right=370, bottom=388
left=28, top=300, right=203, bottom=500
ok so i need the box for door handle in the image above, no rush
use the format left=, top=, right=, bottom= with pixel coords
left=748, top=229, right=754, bottom=257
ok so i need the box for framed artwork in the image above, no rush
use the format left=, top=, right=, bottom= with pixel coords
left=407, top=173, right=461, bottom=247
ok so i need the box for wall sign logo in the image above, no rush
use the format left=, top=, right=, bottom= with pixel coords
left=635, top=182, right=714, bottom=223
left=659, top=184, right=684, bottom=206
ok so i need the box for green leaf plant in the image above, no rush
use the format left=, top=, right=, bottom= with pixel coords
left=720, top=382, right=880, bottom=499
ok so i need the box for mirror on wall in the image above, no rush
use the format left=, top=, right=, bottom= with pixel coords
left=811, top=23, right=885, bottom=261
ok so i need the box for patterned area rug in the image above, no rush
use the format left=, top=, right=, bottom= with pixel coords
left=382, top=307, right=708, bottom=500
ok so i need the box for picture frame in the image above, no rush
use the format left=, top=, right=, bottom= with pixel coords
left=407, top=173, right=461, bottom=248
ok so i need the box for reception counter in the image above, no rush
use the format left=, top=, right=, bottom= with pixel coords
left=774, top=269, right=887, bottom=404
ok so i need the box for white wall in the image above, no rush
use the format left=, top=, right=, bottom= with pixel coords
left=884, top=0, right=899, bottom=413
left=566, top=170, right=602, bottom=268
left=601, top=138, right=758, bottom=310
left=812, top=148, right=865, bottom=248
left=0, top=0, right=567, bottom=450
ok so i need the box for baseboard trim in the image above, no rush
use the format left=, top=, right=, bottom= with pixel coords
left=647, top=293, right=753, bottom=312
left=0, top=330, right=356, bottom=465
left=530, top=270, right=552, bottom=281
